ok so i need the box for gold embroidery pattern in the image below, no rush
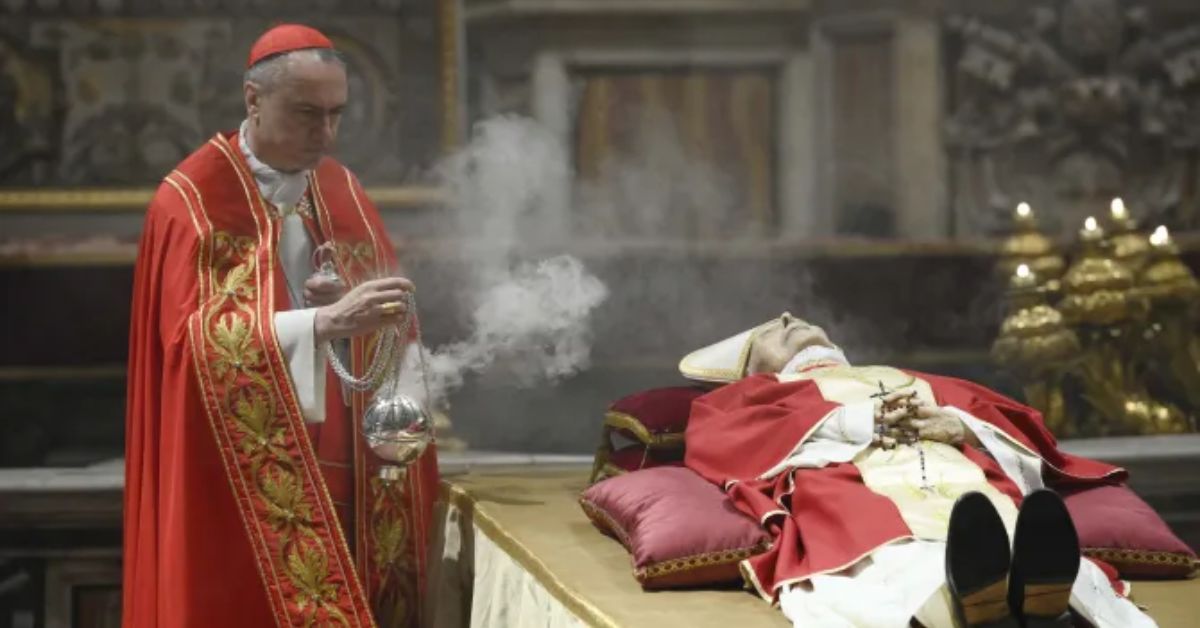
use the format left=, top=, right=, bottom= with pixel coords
left=195, top=231, right=360, bottom=627
left=333, top=241, right=377, bottom=278
left=369, top=474, right=416, bottom=627
left=637, top=544, right=769, bottom=582
left=1083, top=548, right=1200, bottom=575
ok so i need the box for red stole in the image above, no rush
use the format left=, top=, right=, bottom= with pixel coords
left=123, top=131, right=437, bottom=628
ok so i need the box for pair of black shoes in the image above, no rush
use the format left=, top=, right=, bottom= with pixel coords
left=946, top=490, right=1079, bottom=628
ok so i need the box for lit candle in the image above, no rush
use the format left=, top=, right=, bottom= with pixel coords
left=1010, top=263, right=1038, bottom=290
left=1111, top=198, right=1128, bottom=221
left=1013, top=201, right=1035, bottom=227
left=1081, top=216, right=1103, bottom=242
left=1150, top=225, right=1171, bottom=248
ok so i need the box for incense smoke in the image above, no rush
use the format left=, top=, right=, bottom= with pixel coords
left=398, top=116, right=610, bottom=406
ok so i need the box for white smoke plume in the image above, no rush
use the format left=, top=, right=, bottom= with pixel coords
left=396, top=116, right=610, bottom=407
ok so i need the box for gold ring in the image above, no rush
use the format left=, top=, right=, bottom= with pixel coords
left=379, top=301, right=402, bottom=314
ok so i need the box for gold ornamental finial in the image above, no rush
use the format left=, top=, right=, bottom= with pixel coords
left=1140, top=224, right=1199, bottom=307
left=998, top=202, right=1065, bottom=284
left=1060, top=215, right=1139, bottom=326
left=1103, top=199, right=1151, bottom=273
left=993, top=260, right=1079, bottom=384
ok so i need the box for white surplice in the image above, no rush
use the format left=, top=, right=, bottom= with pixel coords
left=238, top=120, right=327, bottom=424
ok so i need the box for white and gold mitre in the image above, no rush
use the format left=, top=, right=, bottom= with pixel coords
left=678, top=315, right=791, bottom=384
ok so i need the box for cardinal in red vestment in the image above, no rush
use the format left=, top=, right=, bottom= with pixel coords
left=123, top=24, right=438, bottom=627
left=681, top=313, right=1155, bottom=628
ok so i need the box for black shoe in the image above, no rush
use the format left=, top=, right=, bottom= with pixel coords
left=1009, top=489, right=1079, bottom=628
left=946, top=492, right=1019, bottom=628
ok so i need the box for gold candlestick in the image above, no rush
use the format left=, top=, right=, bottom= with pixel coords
left=1105, top=198, right=1151, bottom=274
left=997, top=202, right=1065, bottom=286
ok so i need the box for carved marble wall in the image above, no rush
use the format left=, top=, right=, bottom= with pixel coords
left=945, top=0, right=1200, bottom=236
left=0, top=0, right=446, bottom=188
left=464, top=0, right=1200, bottom=240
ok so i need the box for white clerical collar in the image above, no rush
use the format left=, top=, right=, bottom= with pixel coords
left=779, top=345, right=851, bottom=375
left=238, top=119, right=310, bottom=211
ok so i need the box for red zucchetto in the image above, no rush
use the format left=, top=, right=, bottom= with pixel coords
left=246, top=24, right=335, bottom=69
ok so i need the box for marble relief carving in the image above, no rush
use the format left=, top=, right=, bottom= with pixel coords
left=0, top=4, right=442, bottom=187
left=945, top=0, right=1200, bottom=236
left=32, top=21, right=219, bottom=185
left=0, top=35, right=57, bottom=183
left=1, top=0, right=409, bottom=14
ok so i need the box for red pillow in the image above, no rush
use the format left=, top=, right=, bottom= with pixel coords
left=1062, top=483, right=1198, bottom=579
left=579, top=466, right=769, bottom=589
left=606, top=386, right=708, bottom=447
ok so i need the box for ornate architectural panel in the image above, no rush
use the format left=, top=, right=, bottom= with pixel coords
left=0, top=1, right=450, bottom=188
left=1, top=0, right=409, bottom=16
left=945, top=0, right=1200, bottom=236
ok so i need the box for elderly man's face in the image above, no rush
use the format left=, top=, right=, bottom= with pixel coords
left=245, top=52, right=347, bottom=172
left=747, top=314, right=836, bottom=374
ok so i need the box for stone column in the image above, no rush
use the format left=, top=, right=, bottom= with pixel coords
left=893, top=13, right=946, bottom=238
left=530, top=50, right=572, bottom=238
left=778, top=49, right=819, bottom=239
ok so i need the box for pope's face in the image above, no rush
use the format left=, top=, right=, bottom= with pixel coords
left=245, top=52, right=347, bottom=172
left=746, top=314, right=835, bottom=375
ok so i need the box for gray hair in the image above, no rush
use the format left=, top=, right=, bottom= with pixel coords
left=244, top=48, right=345, bottom=93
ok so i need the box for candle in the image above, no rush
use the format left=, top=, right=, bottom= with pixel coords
left=1110, top=198, right=1128, bottom=221
left=1150, top=225, right=1171, bottom=248
left=1081, top=216, right=1104, bottom=242
left=1010, top=263, right=1038, bottom=290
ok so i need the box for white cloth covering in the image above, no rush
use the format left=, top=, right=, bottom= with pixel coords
left=425, top=499, right=587, bottom=628
left=237, top=121, right=327, bottom=423
left=469, top=525, right=587, bottom=628
left=771, top=368, right=1156, bottom=628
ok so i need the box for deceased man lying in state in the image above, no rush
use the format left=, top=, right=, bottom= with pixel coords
left=680, top=313, right=1156, bottom=628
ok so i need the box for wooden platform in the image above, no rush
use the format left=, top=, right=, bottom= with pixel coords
left=441, top=464, right=1200, bottom=628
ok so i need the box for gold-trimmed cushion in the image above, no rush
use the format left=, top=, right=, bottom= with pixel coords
left=1063, top=483, right=1198, bottom=579
left=579, top=466, right=770, bottom=590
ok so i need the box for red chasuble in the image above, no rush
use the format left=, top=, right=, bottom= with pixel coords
left=123, top=131, right=438, bottom=627
left=684, top=371, right=1124, bottom=602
